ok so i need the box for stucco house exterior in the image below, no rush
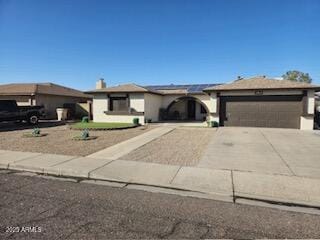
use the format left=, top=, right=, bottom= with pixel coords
left=0, top=83, right=92, bottom=119
left=87, top=76, right=320, bottom=130
left=87, top=79, right=218, bottom=125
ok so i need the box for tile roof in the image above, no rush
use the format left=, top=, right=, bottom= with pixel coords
left=0, top=83, right=92, bottom=98
left=87, top=83, right=221, bottom=95
left=156, top=89, right=189, bottom=94
left=204, top=76, right=320, bottom=91
left=86, top=84, right=161, bottom=95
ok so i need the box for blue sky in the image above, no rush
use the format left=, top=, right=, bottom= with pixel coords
left=0, top=0, right=319, bottom=90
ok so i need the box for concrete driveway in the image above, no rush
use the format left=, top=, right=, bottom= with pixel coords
left=2, top=126, right=320, bottom=209
left=199, top=127, right=320, bottom=179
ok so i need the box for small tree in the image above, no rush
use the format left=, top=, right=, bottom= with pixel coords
left=282, top=70, right=312, bottom=83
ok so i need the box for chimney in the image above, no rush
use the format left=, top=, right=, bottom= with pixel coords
left=236, top=76, right=243, bottom=81
left=96, top=78, right=106, bottom=89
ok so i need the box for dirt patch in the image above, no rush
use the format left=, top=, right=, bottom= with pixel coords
left=0, top=124, right=154, bottom=156
left=120, top=128, right=215, bottom=166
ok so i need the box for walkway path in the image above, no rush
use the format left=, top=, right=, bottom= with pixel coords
left=88, top=126, right=175, bottom=159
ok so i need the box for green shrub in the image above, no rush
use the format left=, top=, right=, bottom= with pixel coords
left=133, top=118, right=139, bottom=125
left=81, top=116, right=89, bottom=123
left=32, top=128, right=41, bottom=136
left=23, top=128, right=47, bottom=138
left=211, top=121, right=219, bottom=127
left=81, top=129, right=90, bottom=139
left=72, top=129, right=98, bottom=141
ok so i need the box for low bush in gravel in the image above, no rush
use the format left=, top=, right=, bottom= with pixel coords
left=72, top=129, right=97, bottom=141
left=22, top=128, right=47, bottom=138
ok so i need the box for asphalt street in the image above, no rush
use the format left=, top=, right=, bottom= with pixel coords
left=0, top=170, right=320, bottom=239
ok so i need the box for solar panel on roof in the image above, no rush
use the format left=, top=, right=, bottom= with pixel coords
left=145, top=83, right=221, bottom=93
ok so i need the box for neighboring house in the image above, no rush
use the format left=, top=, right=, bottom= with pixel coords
left=0, top=83, right=92, bottom=119
left=315, top=92, right=320, bottom=127
left=87, top=76, right=320, bottom=130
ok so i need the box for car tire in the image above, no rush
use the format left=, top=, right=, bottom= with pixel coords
left=28, top=115, right=39, bottom=125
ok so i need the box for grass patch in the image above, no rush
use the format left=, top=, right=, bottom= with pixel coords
left=71, top=122, right=137, bottom=130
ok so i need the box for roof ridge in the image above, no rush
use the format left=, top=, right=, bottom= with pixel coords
left=235, top=76, right=315, bottom=84
left=204, top=76, right=320, bottom=91
left=134, top=83, right=152, bottom=91
left=45, top=82, right=87, bottom=93
left=0, top=82, right=90, bottom=98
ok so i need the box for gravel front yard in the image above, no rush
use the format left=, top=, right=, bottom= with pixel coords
left=0, top=123, right=154, bottom=156
left=120, top=128, right=216, bottom=166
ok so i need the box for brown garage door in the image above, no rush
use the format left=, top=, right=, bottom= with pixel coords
left=220, top=95, right=303, bottom=129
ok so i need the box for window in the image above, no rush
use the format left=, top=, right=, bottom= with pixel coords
left=200, top=105, right=207, bottom=114
left=109, top=97, right=128, bottom=111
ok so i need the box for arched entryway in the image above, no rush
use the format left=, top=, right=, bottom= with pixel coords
left=165, top=96, right=209, bottom=121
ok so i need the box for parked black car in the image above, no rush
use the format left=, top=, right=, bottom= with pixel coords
left=315, top=109, right=320, bottom=129
left=0, top=100, right=45, bottom=124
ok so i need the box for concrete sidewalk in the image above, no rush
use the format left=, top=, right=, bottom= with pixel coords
left=1, top=150, right=320, bottom=212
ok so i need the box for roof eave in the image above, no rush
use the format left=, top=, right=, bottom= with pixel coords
left=203, top=87, right=320, bottom=92
left=0, top=92, right=34, bottom=96
left=85, top=90, right=163, bottom=96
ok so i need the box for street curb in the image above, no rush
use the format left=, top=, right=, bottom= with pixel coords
left=2, top=167, right=320, bottom=215
left=235, top=197, right=320, bottom=215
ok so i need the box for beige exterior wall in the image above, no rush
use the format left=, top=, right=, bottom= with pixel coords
left=144, top=93, right=162, bottom=122
left=191, top=94, right=212, bottom=112
left=161, top=95, right=183, bottom=109
left=35, top=94, right=89, bottom=119
left=92, top=93, right=145, bottom=124
left=95, top=114, right=145, bottom=125
left=129, top=93, right=145, bottom=112
left=162, top=94, right=211, bottom=111
left=209, top=92, right=218, bottom=113
left=92, top=94, right=108, bottom=122
left=195, top=102, right=207, bottom=121
left=300, top=90, right=315, bottom=130
left=76, top=102, right=90, bottom=118
left=307, top=90, right=315, bottom=114
left=0, top=95, right=33, bottom=106
left=300, top=116, right=314, bottom=130
left=209, top=115, right=220, bottom=123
